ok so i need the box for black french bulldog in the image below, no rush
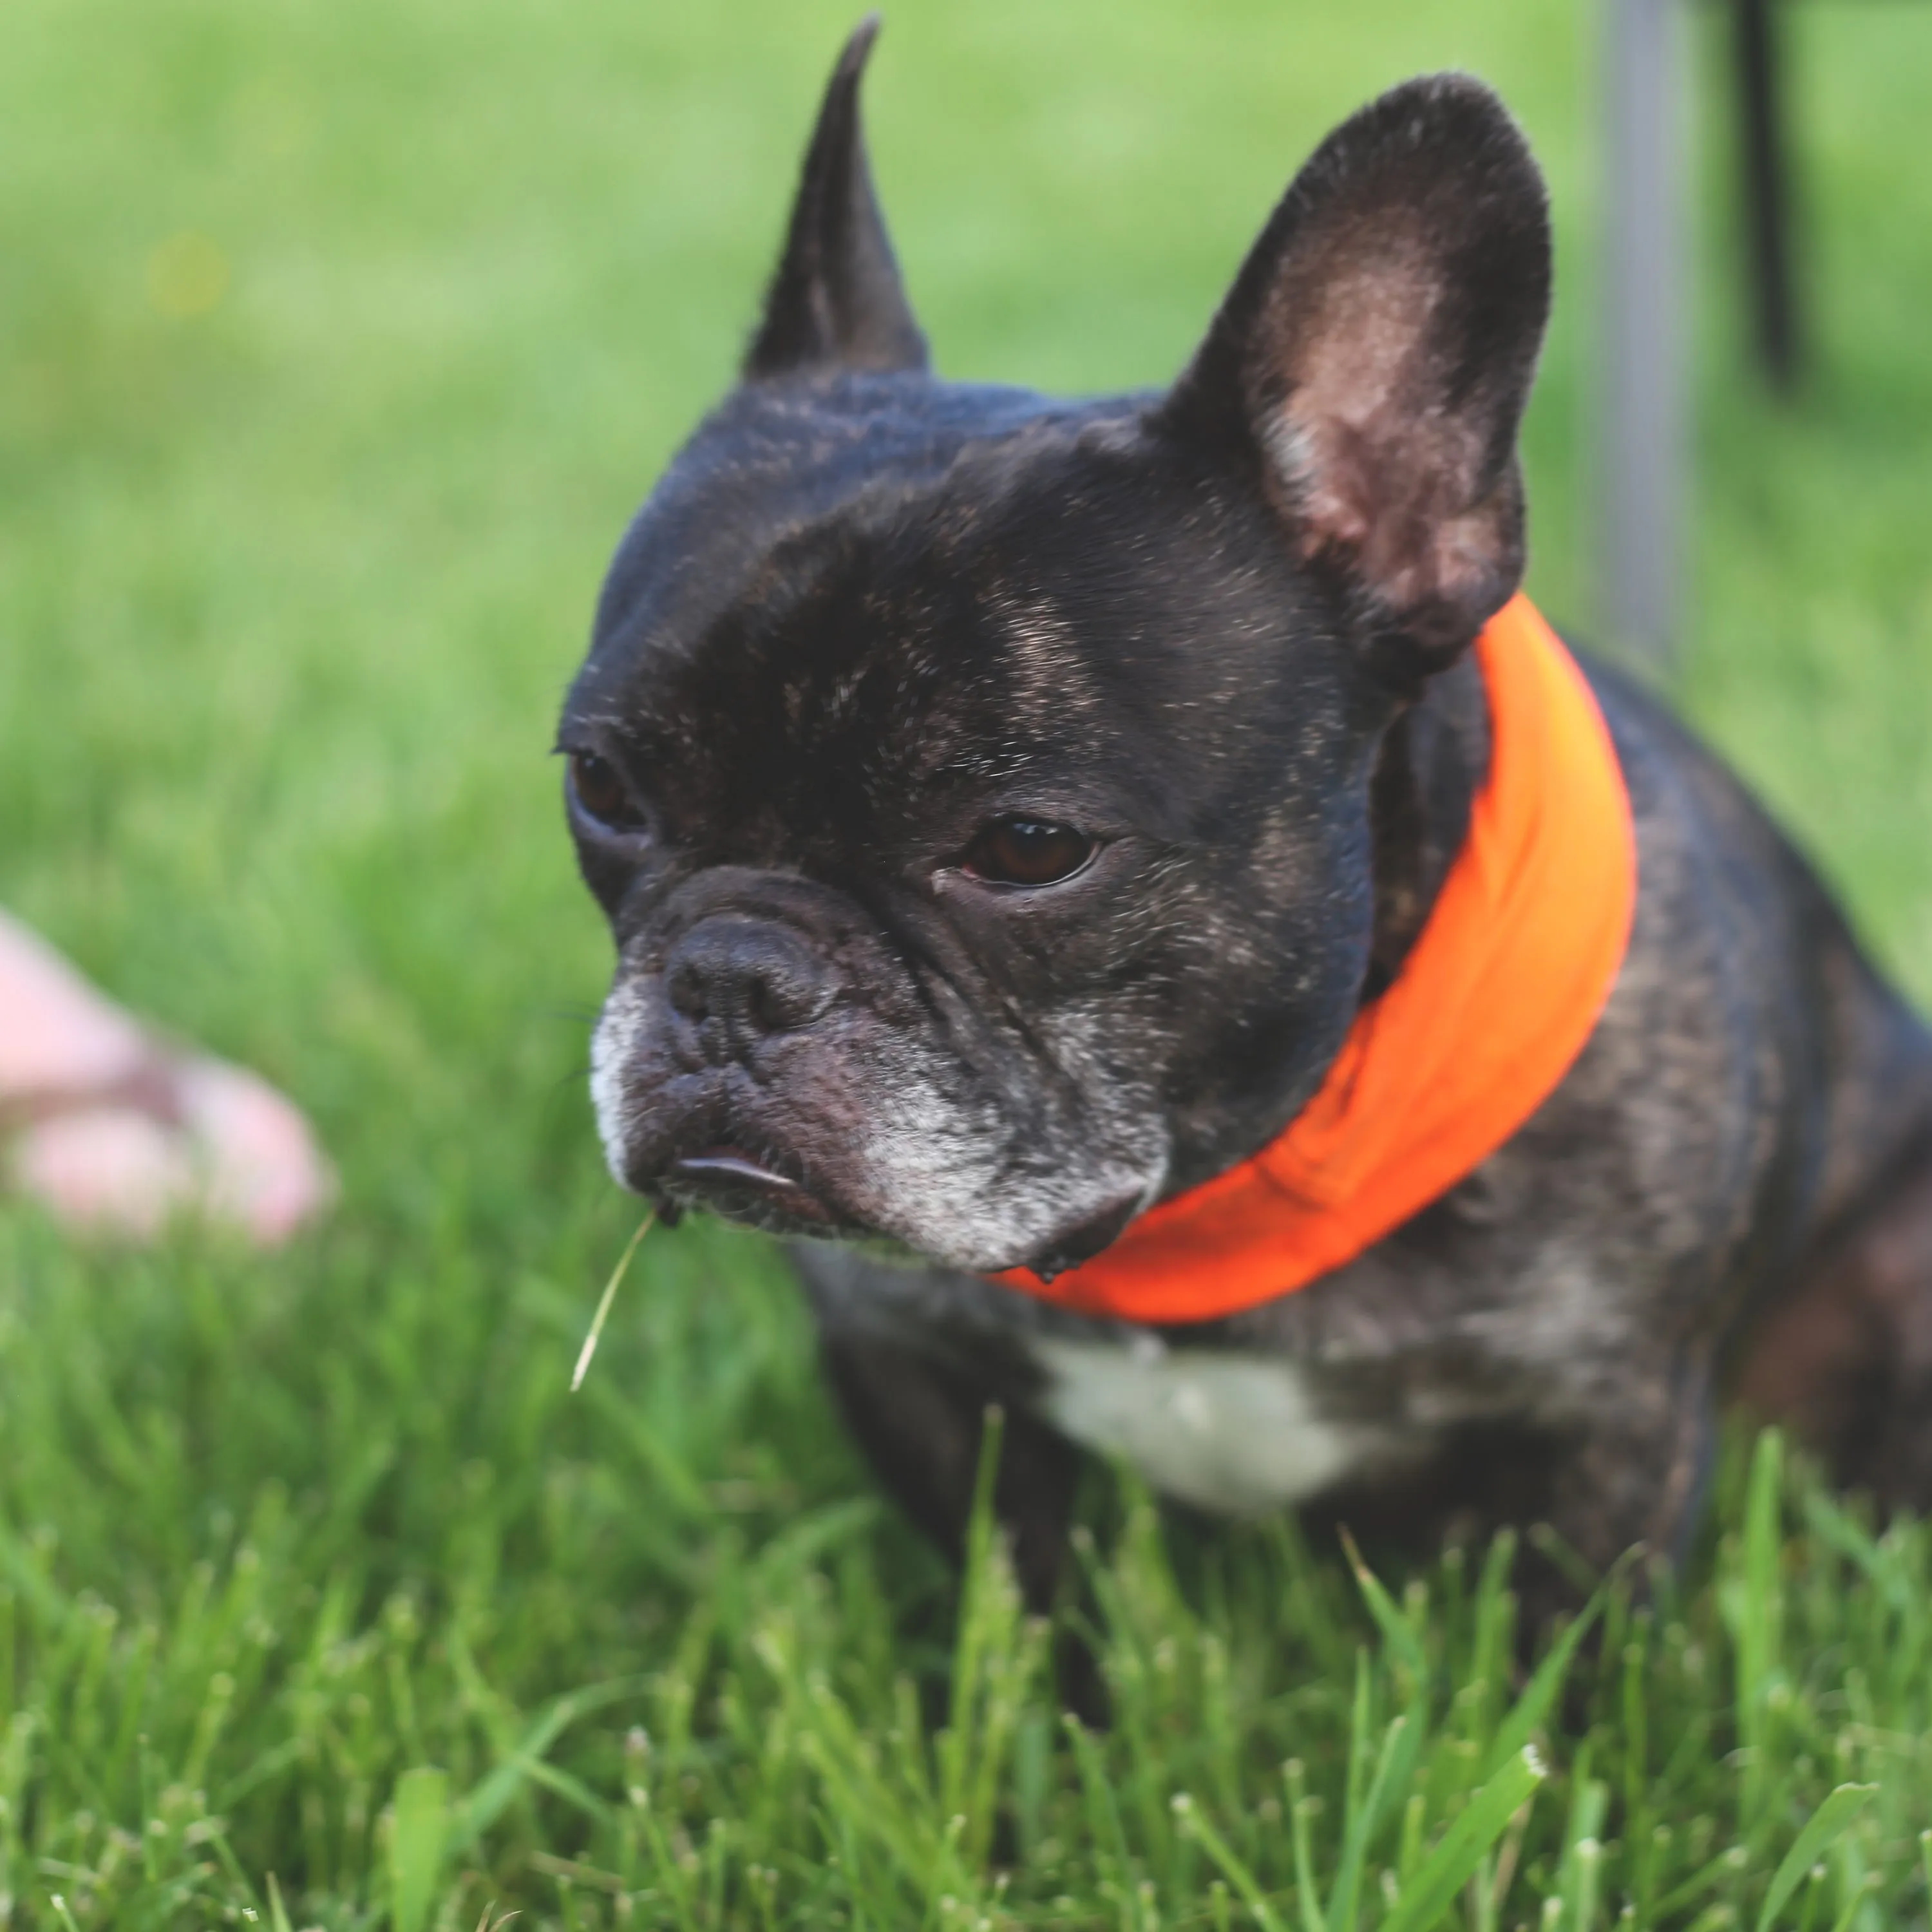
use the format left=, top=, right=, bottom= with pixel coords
left=561, top=22, right=1932, bottom=1611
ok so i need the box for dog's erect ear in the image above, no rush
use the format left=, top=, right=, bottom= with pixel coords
left=1160, top=75, right=1550, bottom=675
left=744, top=17, right=929, bottom=381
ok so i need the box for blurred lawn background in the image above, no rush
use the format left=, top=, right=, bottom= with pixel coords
left=4, top=0, right=1932, bottom=1926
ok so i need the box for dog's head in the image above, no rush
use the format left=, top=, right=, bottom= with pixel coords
left=560, top=24, right=1550, bottom=1276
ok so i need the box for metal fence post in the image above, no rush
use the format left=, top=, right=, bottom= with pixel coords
left=1602, top=0, right=1684, bottom=670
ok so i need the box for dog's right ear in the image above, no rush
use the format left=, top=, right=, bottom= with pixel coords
left=1160, top=75, right=1551, bottom=680
left=744, top=17, right=929, bottom=381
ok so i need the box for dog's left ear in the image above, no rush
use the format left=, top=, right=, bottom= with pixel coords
left=744, top=17, right=929, bottom=381
left=1160, top=74, right=1550, bottom=677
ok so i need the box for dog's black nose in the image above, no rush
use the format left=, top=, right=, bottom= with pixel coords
left=665, top=917, right=837, bottom=1054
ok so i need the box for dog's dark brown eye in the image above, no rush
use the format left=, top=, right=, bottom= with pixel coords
left=569, top=752, right=645, bottom=833
left=962, top=817, right=1096, bottom=887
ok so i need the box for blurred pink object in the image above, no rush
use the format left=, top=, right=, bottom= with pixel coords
left=0, top=909, right=333, bottom=1244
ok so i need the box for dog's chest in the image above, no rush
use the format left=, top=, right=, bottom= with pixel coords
left=1026, top=1334, right=1390, bottom=1516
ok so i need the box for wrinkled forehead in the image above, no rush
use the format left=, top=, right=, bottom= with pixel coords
left=563, top=379, right=1356, bottom=850
left=578, top=377, right=1085, bottom=682
left=571, top=403, right=1172, bottom=760
left=593, top=511, right=1133, bottom=825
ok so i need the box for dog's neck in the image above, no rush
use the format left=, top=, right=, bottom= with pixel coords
left=1363, top=649, right=1494, bottom=1002
left=1159, top=645, right=1496, bottom=1202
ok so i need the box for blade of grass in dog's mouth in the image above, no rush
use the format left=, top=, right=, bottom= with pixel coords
left=571, top=1209, right=656, bottom=1391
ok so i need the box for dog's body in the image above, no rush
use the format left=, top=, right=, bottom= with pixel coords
left=793, top=643, right=1932, bottom=1602
left=564, top=27, right=1932, bottom=1611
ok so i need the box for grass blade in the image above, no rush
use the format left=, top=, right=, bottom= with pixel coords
left=388, top=1766, right=450, bottom=1932
left=1378, top=1747, right=1545, bottom=1932
left=570, top=1210, right=656, bottom=1392
left=1339, top=1529, right=1426, bottom=1679
left=1174, top=1792, right=1287, bottom=1932
left=1733, top=1430, right=1785, bottom=1828
left=1488, top=1555, right=1630, bottom=1775
left=1754, top=1785, right=1875, bottom=1932
left=1330, top=1710, right=1409, bottom=1932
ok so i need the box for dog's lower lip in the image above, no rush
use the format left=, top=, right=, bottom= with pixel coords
left=670, top=1148, right=833, bottom=1221
left=674, top=1149, right=803, bottom=1191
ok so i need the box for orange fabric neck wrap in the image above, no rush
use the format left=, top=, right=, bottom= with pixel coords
left=990, top=592, right=1637, bottom=1324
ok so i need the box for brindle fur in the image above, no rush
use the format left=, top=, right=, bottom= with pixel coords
left=562, top=26, right=1932, bottom=1611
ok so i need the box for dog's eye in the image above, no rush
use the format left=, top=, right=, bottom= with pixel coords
left=568, top=752, right=647, bottom=834
left=962, top=817, right=1096, bottom=888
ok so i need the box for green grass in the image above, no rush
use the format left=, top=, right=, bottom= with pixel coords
left=4, top=0, right=1932, bottom=1924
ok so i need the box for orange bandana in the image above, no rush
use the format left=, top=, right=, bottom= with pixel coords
left=992, top=592, right=1636, bottom=1324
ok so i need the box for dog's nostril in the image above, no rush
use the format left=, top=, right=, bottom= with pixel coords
left=744, top=952, right=835, bottom=1033
left=667, top=959, right=710, bottom=1021
left=748, top=976, right=791, bottom=1034
left=663, top=918, right=837, bottom=1046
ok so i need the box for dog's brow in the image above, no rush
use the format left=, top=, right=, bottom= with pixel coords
left=998, top=600, right=1107, bottom=724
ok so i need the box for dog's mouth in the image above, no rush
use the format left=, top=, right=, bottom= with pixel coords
left=652, top=1142, right=1148, bottom=1271
left=664, top=1144, right=840, bottom=1229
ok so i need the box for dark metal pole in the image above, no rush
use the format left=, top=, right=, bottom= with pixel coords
left=1602, top=0, right=1684, bottom=670
left=1734, top=0, right=1802, bottom=390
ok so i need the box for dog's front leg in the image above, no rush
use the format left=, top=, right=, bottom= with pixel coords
left=816, top=1325, right=1082, bottom=1616
left=1519, top=1354, right=1718, bottom=1618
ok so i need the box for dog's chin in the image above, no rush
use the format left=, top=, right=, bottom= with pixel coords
left=1010, top=1191, right=1144, bottom=1282
left=638, top=1145, right=1146, bottom=1280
